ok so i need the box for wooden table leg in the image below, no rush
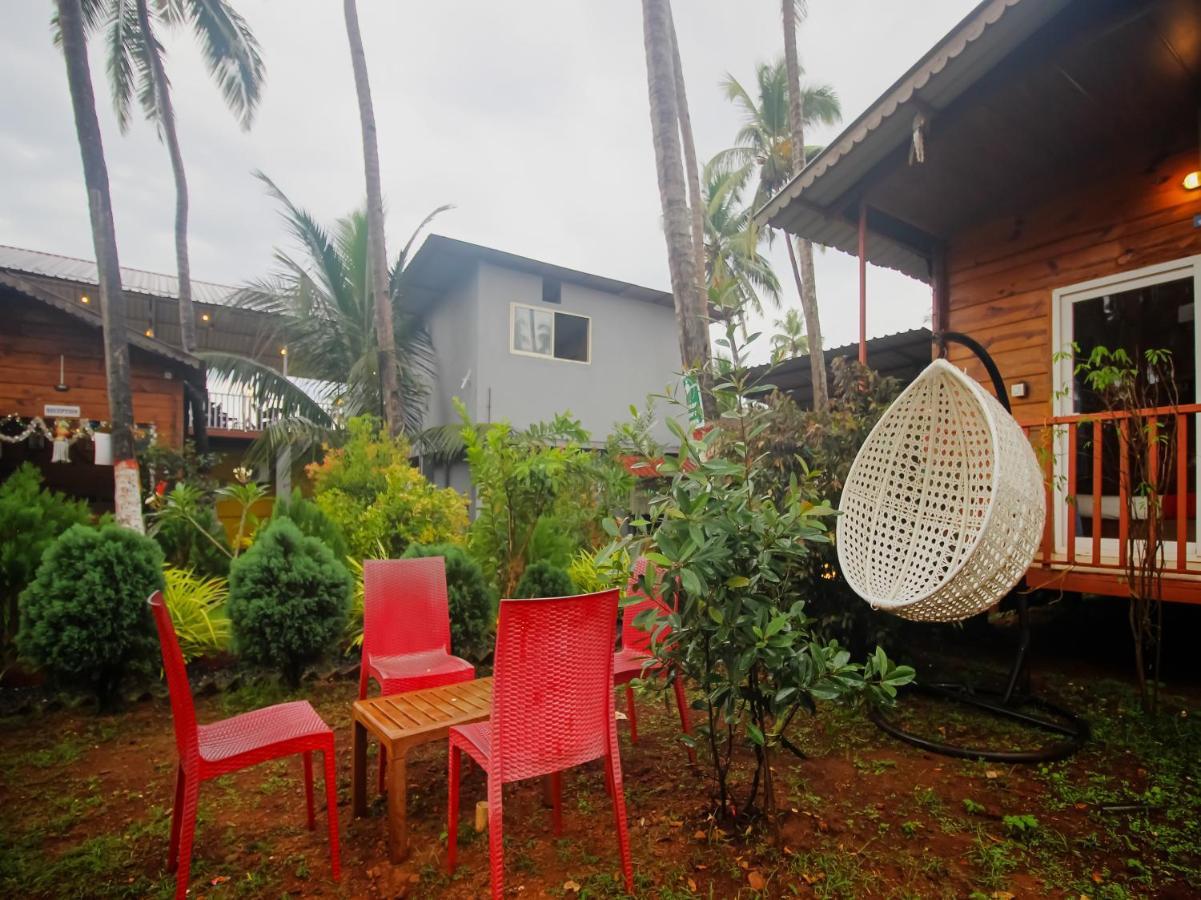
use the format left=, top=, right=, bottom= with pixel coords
left=386, top=745, right=408, bottom=862
left=352, top=718, right=367, bottom=819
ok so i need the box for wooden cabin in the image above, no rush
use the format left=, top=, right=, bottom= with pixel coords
left=761, top=0, right=1201, bottom=602
left=0, top=248, right=285, bottom=506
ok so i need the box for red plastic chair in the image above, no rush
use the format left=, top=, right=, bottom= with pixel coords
left=447, top=589, right=633, bottom=899
left=616, top=559, right=695, bottom=762
left=148, top=592, right=340, bottom=900
left=361, top=557, right=476, bottom=792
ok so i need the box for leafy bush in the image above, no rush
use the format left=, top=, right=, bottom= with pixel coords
left=227, top=518, right=351, bottom=687
left=152, top=505, right=230, bottom=577
left=272, top=488, right=348, bottom=561
left=566, top=548, right=630, bottom=595
left=602, top=323, right=913, bottom=821
left=513, top=560, right=576, bottom=599
left=0, top=464, right=91, bottom=648
left=18, top=524, right=163, bottom=709
left=402, top=543, right=496, bottom=660
left=162, top=567, right=231, bottom=662
left=307, top=416, right=468, bottom=559
left=459, top=405, right=628, bottom=595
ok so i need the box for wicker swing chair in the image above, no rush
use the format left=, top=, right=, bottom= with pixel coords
left=837, top=332, right=1086, bottom=762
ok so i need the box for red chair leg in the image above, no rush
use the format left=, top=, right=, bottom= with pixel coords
left=168, top=765, right=185, bottom=871
left=625, top=684, right=638, bottom=744
left=550, top=770, right=563, bottom=836
left=447, top=744, right=461, bottom=873
left=672, top=673, right=697, bottom=764
left=486, top=776, right=504, bottom=900
left=173, top=776, right=200, bottom=900
left=606, top=752, right=634, bottom=893
left=322, top=742, right=342, bottom=881
left=303, top=751, right=316, bottom=830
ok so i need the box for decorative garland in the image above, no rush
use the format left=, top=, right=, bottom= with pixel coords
left=0, top=414, right=158, bottom=460
left=0, top=414, right=105, bottom=446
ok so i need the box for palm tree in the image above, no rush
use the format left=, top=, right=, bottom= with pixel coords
left=83, top=0, right=264, bottom=450
left=343, top=0, right=404, bottom=439
left=203, top=174, right=448, bottom=461
left=715, top=56, right=840, bottom=409
left=782, top=0, right=827, bottom=410
left=53, top=0, right=143, bottom=531
left=640, top=0, right=714, bottom=419
left=702, top=160, right=780, bottom=320
left=770, top=309, right=808, bottom=363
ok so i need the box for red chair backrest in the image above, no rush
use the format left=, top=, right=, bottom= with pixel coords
left=148, top=591, right=199, bottom=762
left=491, top=589, right=619, bottom=782
left=363, top=558, right=452, bottom=659
left=622, top=558, right=672, bottom=655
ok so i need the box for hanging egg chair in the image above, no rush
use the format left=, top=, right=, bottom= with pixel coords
left=837, top=358, right=1046, bottom=623
left=836, top=333, right=1086, bottom=763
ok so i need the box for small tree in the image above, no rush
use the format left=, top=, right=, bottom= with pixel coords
left=601, top=321, right=912, bottom=823
left=458, top=404, right=609, bottom=595
left=1074, top=345, right=1177, bottom=713
left=18, top=524, right=163, bottom=710
left=227, top=518, right=351, bottom=687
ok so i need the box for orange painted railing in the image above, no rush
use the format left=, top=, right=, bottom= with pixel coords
left=1021, top=403, right=1201, bottom=576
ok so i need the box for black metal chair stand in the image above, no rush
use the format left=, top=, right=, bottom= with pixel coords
left=867, top=332, right=1089, bottom=763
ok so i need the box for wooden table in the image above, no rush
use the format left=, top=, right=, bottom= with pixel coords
left=352, top=677, right=492, bottom=861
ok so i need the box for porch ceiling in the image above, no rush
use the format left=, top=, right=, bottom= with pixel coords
left=761, top=0, right=1201, bottom=282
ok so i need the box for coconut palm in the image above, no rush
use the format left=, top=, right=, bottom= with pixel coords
left=203, top=174, right=449, bottom=461
left=716, top=56, right=840, bottom=408
left=83, top=0, right=264, bottom=358
left=640, top=0, right=714, bottom=419
left=52, top=0, right=144, bottom=531
left=703, top=160, right=779, bottom=320
left=783, top=0, right=827, bottom=410
left=343, top=0, right=404, bottom=438
left=770, top=309, right=808, bottom=363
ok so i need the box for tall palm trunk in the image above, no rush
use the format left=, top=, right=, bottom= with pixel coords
left=641, top=0, right=714, bottom=419
left=668, top=7, right=705, bottom=314
left=135, top=0, right=208, bottom=452
left=783, top=0, right=828, bottom=411
left=343, top=0, right=404, bottom=437
left=55, top=0, right=143, bottom=531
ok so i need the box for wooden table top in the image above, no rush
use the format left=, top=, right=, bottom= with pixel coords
left=353, top=677, right=492, bottom=743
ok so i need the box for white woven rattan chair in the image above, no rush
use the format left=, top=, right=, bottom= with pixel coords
left=836, top=358, right=1046, bottom=623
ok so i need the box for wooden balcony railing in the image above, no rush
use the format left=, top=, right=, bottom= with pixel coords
left=1022, top=403, right=1201, bottom=600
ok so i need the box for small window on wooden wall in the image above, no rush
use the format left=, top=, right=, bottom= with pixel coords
left=510, top=302, right=590, bottom=364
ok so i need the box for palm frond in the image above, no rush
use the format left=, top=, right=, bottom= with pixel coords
left=103, top=0, right=141, bottom=132
left=180, top=0, right=264, bottom=128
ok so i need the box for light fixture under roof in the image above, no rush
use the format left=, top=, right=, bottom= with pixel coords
left=144, top=327, right=154, bottom=338
left=1184, top=171, right=1201, bottom=191
left=200, top=312, right=211, bottom=323
left=80, top=293, right=90, bottom=304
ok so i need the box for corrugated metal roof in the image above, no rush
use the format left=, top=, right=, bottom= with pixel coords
left=0, top=270, right=202, bottom=370
left=755, top=0, right=1071, bottom=281
left=0, top=244, right=240, bottom=307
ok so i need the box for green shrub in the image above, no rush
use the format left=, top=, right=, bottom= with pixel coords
left=18, top=523, right=163, bottom=709
left=513, top=560, right=576, bottom=599
left=162, top=567, right=231, bottom=662
left=152, top=506, right=230, bottom=577
left=272, top=488, right=348, bottom=561
left=306, top=416, right=467, bottom=559
left=402, top=542, right=496, bottom=660
left=0, top=463, right=92, bottom=648
left=227, top=518, right=351, bottom=687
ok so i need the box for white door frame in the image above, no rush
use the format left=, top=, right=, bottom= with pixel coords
left=1049, top=255, right=1201, bottom=562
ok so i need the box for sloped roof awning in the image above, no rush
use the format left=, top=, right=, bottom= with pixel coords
left=756, top=0, right=1201, bottom=281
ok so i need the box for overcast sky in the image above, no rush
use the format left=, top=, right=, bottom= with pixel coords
left=0, top=1, right=977, bottom=364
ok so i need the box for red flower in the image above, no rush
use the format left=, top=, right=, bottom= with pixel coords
left=155, top=480, right=168, bottom=496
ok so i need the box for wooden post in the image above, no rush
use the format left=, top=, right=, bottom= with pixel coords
left=858, top=199, right=868, bottom=364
